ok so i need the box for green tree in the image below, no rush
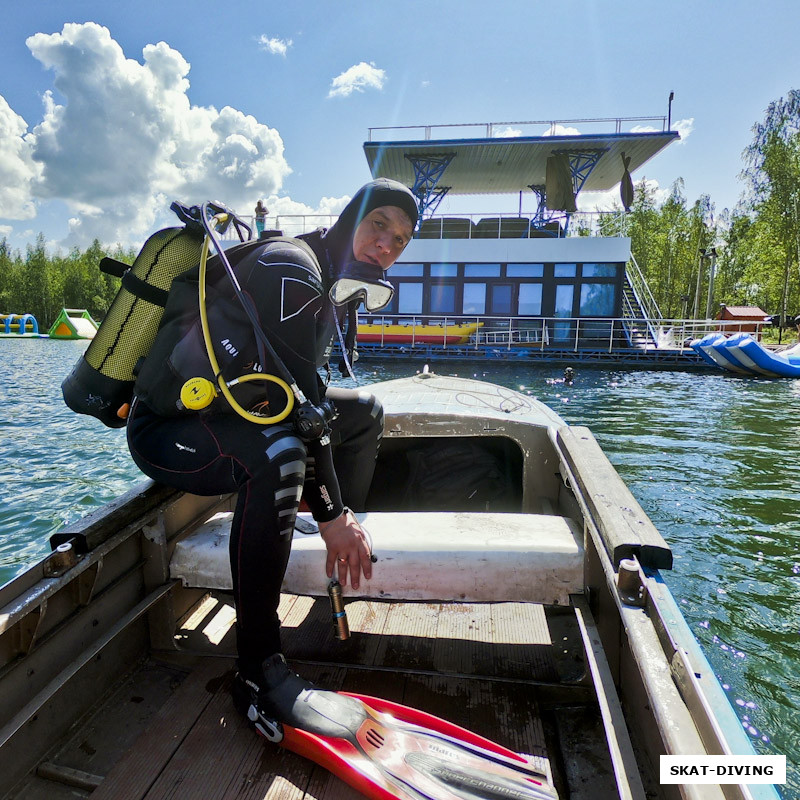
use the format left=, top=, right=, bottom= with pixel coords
left=742, top=90, right=800, bottom=324
left=623, top=180, right=718, bottom=318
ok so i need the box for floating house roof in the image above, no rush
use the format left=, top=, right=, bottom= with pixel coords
left=364, top=122, right=679, bottom=196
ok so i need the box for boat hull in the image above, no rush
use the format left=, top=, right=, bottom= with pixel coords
left=357, top=323, right=481, bottom=345
left=0, top=373, right=778, bottom=799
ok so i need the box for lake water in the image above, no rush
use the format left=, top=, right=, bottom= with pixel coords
left=1, top=339, right=797, bottom=795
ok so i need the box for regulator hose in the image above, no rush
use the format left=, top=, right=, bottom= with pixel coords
left=182, top=201, right=336, bottom=441
left=196, top=228, right=294, bottom=425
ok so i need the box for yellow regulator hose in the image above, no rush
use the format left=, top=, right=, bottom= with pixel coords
left=183, top=224, right=294, bottom=425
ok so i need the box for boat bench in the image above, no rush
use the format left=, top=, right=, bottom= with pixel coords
left=170, top=511, right=584, bottom=606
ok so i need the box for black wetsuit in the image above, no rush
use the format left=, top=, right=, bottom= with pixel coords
left=127, top=234, right=383, bottom=680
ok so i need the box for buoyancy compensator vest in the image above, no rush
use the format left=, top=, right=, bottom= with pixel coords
left=135, top=202, right=337, bottom=441
left=61, top=204, right=206, bottom=427
left=133, top=236, right=287, bottom=418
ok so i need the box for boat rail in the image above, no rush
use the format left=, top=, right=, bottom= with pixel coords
left=358, top=314, right=772, bottom=352
left=366, top=116, right=671, bottom=141
left=227, top=210, right=629, bottom=240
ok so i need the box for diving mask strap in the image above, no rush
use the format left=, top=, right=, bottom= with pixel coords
left=334, top=308, right=357, bottom=381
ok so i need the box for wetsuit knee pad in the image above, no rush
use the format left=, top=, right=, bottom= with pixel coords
left=355, top=391, right=385, bottom=438
left=256, top=429, right=308, bottom=537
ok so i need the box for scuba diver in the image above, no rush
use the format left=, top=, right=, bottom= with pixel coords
left=126, top=179, right=417, bottom=723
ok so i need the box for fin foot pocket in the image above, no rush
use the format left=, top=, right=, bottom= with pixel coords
left=232, top=654, right=366, bottom=738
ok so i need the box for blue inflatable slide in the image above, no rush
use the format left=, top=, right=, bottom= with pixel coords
left=690, top=332, right=800, bottom=377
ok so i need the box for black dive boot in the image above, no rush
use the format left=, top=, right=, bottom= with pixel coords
left=232, top=653, right=367, bottom=741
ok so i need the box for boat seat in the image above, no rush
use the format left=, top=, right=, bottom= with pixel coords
left=472, top=217, right=501, bottom=238
left=440, top=217, right=473, bottom=238
left=170, top=511, right=584, bottom=605
left=415, top=218, right=474, bottom=239
left=498, top=217, right=531, bottom=238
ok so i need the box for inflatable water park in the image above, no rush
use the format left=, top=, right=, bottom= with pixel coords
left=0, top=313, right=44, bottom=338
left=0, top=309, right=98, bottom=340
left=47, top=308, right=99, bottom=339
left=691, top=331, right=800, bottom=377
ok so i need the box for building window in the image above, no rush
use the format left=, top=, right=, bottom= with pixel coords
left=431, top=283, right=457, bottom=314
left=398, top=283, right=423, bottom=314
left=580, top=284, right=615, bottom=316
left=582, top=263, right=619, bottom=278
left=554, top=263, right=577, bottom=277
left=464, top=264, right=501, bottom=277
left=463, top=283, right=486, bottom=314
left=553, top=285, right=574, bottom=342
left=518, top=284, right=543, bottom=315
left=431, top=263, right=458, bottom=277
left=507, top=264, right=544, bottom=277
left=490, top=284, right=513, bottom=315
left=391, top=263, right=424, bottom=277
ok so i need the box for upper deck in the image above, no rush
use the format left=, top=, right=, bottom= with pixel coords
left=364, top=117, right=679, bottom=198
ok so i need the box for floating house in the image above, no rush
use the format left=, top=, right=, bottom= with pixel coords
left=349, top=116, right=705, bottom=366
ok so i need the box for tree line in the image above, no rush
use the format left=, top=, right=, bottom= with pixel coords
left=0, top=234, right=134, bottom=327
left=3, top=91, right=800, bottom=328
left=610, top=90, right=800, bottom=325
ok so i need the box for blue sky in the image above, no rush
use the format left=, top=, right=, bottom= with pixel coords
left=1, top=0, right=799, bottom=251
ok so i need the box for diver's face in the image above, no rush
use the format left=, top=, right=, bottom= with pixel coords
left=352, top=206, right=414, bottom=270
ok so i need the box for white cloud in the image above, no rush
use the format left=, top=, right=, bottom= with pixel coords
left=577, top=179, right=669, bottom=213
left=543, top=124, right=581, bottom=137
left=0, top=224, right=12, bottom=237
left=254, top=193, right=351, bottom=237
left=576, top=188, right=621, bottom=213
left=8, top=22, right=291, bottom=247
left=631, top=118, right=694, bottom=143
left=0, top=95, right=39, bottom=220
left=673, top=118, right=694, bottom=142
left=328, top=62, right=386, bottom=99
left=493, top=126, right=522, bottom=138
left=257, top=35, right=292, bottom=56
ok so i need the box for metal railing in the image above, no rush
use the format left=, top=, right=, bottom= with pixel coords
left=357, top=314, right=771, bottom=353
left=228, top=211, right=631, bottom=240
left=625, top=254, right=662, bottom=319
left=367, top=116, right=671, bottom=142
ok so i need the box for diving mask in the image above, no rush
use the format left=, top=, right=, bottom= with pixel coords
left=329, top=261, right=395, bottom=312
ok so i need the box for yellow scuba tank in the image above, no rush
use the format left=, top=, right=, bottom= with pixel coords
left=61, top=204, right=205, bottom=428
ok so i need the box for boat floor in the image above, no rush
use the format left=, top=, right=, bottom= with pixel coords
left=5, top=594, right=617, bottom=800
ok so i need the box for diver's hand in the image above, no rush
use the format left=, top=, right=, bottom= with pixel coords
left=318, top=508, right=373, bottom=590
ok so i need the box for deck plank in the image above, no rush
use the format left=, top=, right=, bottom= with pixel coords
left=91, top=600, right=557, bottom=800
left=491, top=602, right=559, bottom=681
left=279, top=596, right=558, bottom=682
left=90, top=659, right=227, bottom=800
left=372, top=602, right=441, bottom=670
left=432, top=602, right=494, bottom=674
left=143, top=674, right=250, bottom=799
left=282, top=598, right=391, bottom=668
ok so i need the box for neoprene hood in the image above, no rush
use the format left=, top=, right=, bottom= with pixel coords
left=323, top=178, right=418, bottom=269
